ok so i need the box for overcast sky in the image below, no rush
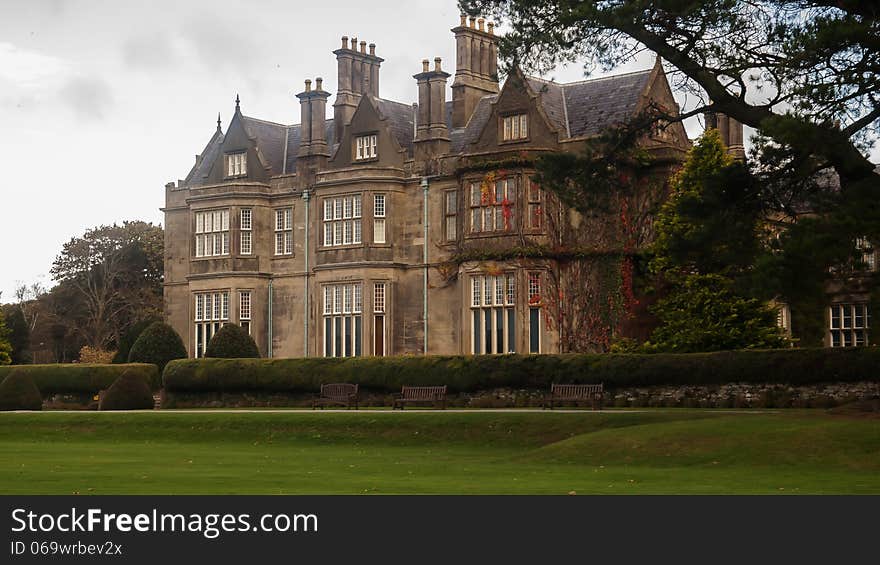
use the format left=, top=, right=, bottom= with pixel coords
left=1, top=0, right=877, bottom=301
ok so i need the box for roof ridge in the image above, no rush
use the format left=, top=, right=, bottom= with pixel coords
left=240, top=114, right=292, bottom=128
left=527, top=67, right=653, bottom=89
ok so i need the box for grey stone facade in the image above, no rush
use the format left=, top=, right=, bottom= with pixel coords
left=163, top=15, right=692, bottom=359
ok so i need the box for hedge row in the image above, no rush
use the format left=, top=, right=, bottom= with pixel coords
left=0, top=364, right=161, bottom=395
left=163, top=347, right=880, bottom=393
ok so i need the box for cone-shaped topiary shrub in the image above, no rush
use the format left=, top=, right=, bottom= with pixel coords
left=0, top=369, right=42, bottom=411
left=113, top=318, right=159, bottom=364
left=204, top=323, right=260, bottom=358
left=128, top=322, right=187, bottom=373
left=98, top=371, right=154, bottom=411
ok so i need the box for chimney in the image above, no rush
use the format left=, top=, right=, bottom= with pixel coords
left=451, top=14, right=499, bottom=128
left=413, top=57, right=451, bottom=161
left=296, top=77, right=331, bottom=185
left=705, top=110, right=745, bottom=160
left=333, top=35, right=384, bottom=143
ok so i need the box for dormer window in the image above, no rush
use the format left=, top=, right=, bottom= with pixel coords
left=502, top=113, right=528, bottom=141
left=355, top=134, right=377, bottom=160
left=226, top=152, right=247, bottom=177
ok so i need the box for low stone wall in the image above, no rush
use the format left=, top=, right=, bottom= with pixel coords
left=161, top=382, right=880, bottom=409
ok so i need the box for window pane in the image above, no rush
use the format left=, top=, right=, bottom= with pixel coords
left=507, top=308, right=516, bottom=353
left=446, top=216, right=456, bottom=241
left=353, top=219, right=362, bottom=244
left=353, top=195, right=362, bottom=218
left=473, top=310, right=481, bottom=354
left=446, top=191, right=456, bottom=214
left=374, top=218, right=386, bottom=244
left=530, top=308, right=540, bottom=353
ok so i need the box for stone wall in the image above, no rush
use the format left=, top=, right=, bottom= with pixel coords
left=161, top=382, right=880, bottom=409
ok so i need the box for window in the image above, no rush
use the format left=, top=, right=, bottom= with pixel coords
left=829, top=303, right=870, bottom=347
left=502, top=113, right=528, bottom=141
left=194, top=291, right=229, bottom=357
left=776, top=302, right=791, bottom=336
left=444, top=190, right=457, bottom=241
left=226, top=152, right=247, bottom=177
left=240, top=208, right=252, bottom=255
left=470, top=273, right=516, bottom=354
left=355, top=134, right=377, bottom=160
left=856, top=237, right=876, bottom=271
left=374, top=282, right=387, bottom=356
left=239, top=290, right=252, bottom=335
left=323, top=283, right=363, bottom=357
left=373, top=194, right=386, bottom=244
left=526, top=176, right=543, bottom=230
left=194, top=209, right=229, bottom=257
left=274, top=208, right=293, bottom=255
left=470, top=177, right=515, bottom=233
left=528, top=272, right=542, bottom=353
left=322, top=195, right=362, bottom=247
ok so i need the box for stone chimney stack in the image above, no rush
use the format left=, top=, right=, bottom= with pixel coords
left=296, top=77, right=331, bottom=185
left=451, top=14, right=499, bottom=128
left=333, top=35, right=384, bottom=143
left=414, top=57, right=451, bottom=161
left=705, top=111, right=745, bottom=160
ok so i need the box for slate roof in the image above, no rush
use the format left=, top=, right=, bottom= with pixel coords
left=374, top=97, right=415, bottom=156
left=183, top=68, right=655, bottom=184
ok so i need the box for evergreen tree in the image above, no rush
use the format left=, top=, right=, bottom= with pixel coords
left=3, top=307, right=32, bottom=364
left=0, top=310, right=12, bottom=365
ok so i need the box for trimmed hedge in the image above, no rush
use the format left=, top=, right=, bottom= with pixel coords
left=0, top=363, right=160, bottom=395
left=128, top=322, right=187, bottom=374
left=163, top=347, right=880, bottom=393
left=204, top=323, right=260, bottom=358
left=0, top=370, right=42, bottom=411
left=99, top=371, right=154, bottom=411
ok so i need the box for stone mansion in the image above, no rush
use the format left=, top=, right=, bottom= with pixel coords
left=164, top=15, right=872, bottom=358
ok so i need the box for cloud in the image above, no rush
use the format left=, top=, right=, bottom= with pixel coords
left=122, top=32, right=177, bottom=70
left=0, top=42, right=72, bottom=89
left=59, top=76, right=114, bottom=121
left=183, top=15, right=260, bottom=71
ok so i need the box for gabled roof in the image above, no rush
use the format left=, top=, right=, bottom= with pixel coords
left=454, top=67, right=655, bottom=154
left=184, top=129, right=224, bottom=185
left=374, top=97, right=415, bottom=157
left=240, top=115, right=288, bottom=175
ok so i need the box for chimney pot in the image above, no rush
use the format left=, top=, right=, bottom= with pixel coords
left=478, top=18, right=485, bottom=31
left=460, top=14, right=467, bottom=26
left=341, top=35, right=348, bottom=49
left=351, top=37, right=358, bottom=50
left=305, top=79, right=311, bottom=92
left=369, top=43, right=375, bottom=56
left=422, top=59, right=430, bottom=72
left=315, top=77, right=323, bottom=90
left=468, top=16, right=476, bottom=28
left=360, top=41, right=366, bottom=53
left=487, top=22, right=494, bottom=35
left=434, top=57, right=442, bottom=72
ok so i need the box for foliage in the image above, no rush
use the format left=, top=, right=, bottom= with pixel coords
left=127, top=322, right=187, bottom=374
left=644, top=274, right=789, bottom=352
left=0, top=370, right=42, bottom=411
left=112, top=317, right=158, bottom=364
left=50, top=221, right=163, bottom=350
left=98, top=371, right=154, bottom=411
left=204, top=324, right=260, bottom=359
left=78, top=345, right=116, bottom=364
left=163, top=347, right=880, bottom=393
left=463, top=0, right=880, bottom=341
left=0, top=309, right=13, bottom=366
left=1, top=306, right=31, bottom=364
left=0, top=363, right=160, bottom=394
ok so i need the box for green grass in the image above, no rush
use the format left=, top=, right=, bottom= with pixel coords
left=0, top=410, right=877, bottom=494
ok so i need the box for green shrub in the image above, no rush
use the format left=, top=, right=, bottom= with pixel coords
left=0, top=363, right=160, bottom=394
left=113, top=318, right=159, bottom=364
left=204, top=324, right=259, bottom=358
left=98, top=371, right=154, bottom=411
left=128, top=322, right=187, bottom=373
left=0, top=369, right=42, bottom=411
left=163, top=347, right=880, bottom=393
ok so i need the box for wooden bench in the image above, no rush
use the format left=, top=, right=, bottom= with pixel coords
left=313, top=383, right=359, bottom=410
left=544, top=383, right=603, bottom=410
left=392, top=385, right=447, bottom=410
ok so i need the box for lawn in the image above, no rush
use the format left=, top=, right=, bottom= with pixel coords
left=0, top=409, right=877, bottom=494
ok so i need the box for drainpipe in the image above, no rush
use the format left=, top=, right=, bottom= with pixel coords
left=422, top=176, right=429, bottom=355
left=267, top=278, right=274, bottom=358
left=303, top=188, right=311, bottom=357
